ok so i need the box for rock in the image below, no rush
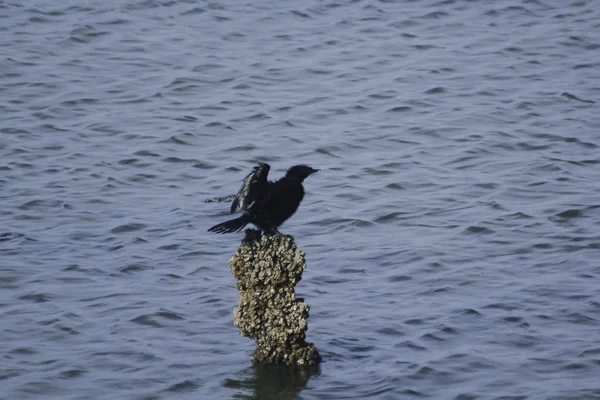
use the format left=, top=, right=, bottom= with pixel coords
left=230, top=229, right=321, bottom=366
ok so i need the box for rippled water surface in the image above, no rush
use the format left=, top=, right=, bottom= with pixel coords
left=2, top=0, right=600, bottom=398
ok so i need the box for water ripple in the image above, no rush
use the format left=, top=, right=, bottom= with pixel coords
left=2, top=0, right=600, bottom=398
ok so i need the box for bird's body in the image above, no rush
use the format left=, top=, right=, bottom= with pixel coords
left=208, top=164, right=318, bottom=234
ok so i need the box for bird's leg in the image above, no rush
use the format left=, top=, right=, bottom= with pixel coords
left=264, top=227, right=281, bottom=236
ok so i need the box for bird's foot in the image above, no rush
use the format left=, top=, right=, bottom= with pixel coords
left=264, top=228, right=282, bottom=236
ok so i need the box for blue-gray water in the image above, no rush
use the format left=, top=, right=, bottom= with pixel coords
left=1, top=0, right=599, bottom=399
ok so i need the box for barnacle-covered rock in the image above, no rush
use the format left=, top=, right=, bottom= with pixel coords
left=230, top=229, right=321, bottom=366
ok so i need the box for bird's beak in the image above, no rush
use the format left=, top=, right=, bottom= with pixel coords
left=311, top=169, right=319, bottom=174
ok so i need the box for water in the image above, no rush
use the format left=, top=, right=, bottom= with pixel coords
left=1, top=0, right=599, bottom=398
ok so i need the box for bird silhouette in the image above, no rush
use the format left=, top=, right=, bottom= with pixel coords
left=208, top=164, right=318, bottom=234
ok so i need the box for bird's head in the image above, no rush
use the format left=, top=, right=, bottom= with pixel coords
left=285, top=165, right=319, bottom=182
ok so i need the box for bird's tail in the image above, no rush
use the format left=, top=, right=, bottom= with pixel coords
left=208, top=215, right=249, bottom=234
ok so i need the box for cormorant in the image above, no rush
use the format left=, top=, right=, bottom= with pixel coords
left=208, top=164, right=318, bottom=234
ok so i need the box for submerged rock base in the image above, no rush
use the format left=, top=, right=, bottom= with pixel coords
left=230, top=229, right=321, bottom=366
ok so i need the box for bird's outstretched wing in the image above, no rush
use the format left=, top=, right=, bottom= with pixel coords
left=230, top=163, right=271, bottom=213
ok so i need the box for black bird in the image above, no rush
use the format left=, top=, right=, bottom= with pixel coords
left=208, top=164, right=318, bottom=234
